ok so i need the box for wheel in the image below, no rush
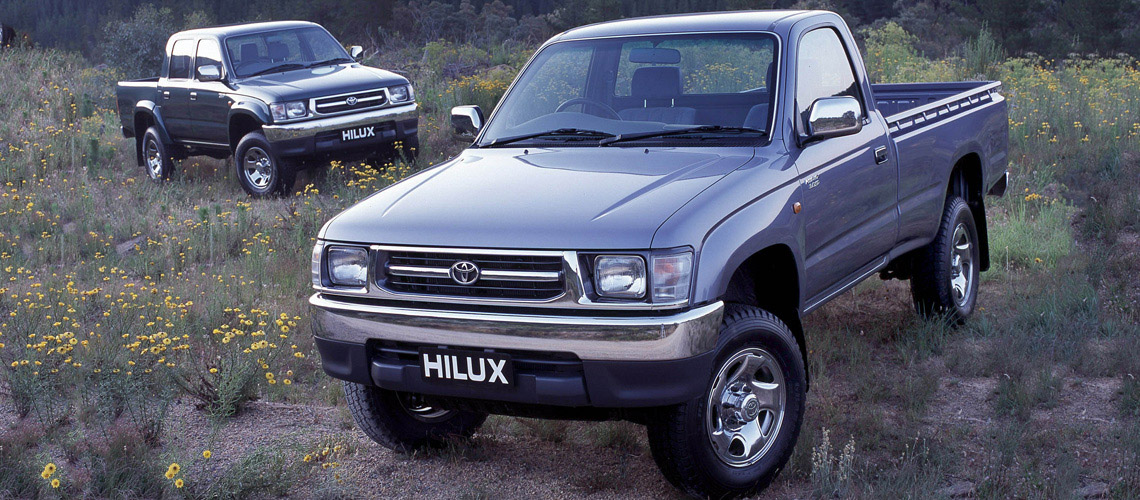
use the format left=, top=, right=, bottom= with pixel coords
left=234, top=131, right=295, bottom=197
left=910, top=196, right=980, bottom=323
left=647, top=305, right=806, bottom=499
left=343, top=381, right=486, bottom=453
left=141, top=127, right=174, bottom=181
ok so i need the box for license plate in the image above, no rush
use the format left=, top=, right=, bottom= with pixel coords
left=419, top=348, right=513, bottom=387
left=340, top=125, right=377, bottom=142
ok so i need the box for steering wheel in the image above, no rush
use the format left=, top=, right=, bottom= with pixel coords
left=556, top=98, right=622, bottom=120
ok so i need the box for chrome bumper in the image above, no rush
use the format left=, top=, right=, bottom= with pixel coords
left=262, top=103, right=418, bottom=143
left=310, top=293, right=724, bottom=361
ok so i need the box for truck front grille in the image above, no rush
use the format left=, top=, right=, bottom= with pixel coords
left=313, top=89, right=387, bottom=114
left=380, top=250, right=565, bottom=301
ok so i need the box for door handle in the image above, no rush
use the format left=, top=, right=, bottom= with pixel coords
left=874, top=146, right=888, bottom=164
left=190, top=92, right=197, bottom=101
left=162, top=90, right=170, bottom=99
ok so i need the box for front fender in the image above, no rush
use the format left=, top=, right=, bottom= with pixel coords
left=693, top=179, right=805, bottom=308
left=229, top=99, right=272, bottom=125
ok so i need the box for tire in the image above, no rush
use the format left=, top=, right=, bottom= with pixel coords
left=343, top=381, right=487, bottom=453
left=910, top=196, right=980, bottom=324
left=141, top=127, right=174, bottom=181
left=647, top=305, right=806, bottom=499
left=234, top=131, right=295, bottom=197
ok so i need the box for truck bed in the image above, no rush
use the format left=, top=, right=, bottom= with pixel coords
left=115, top=78, right=160, bottom=139
left=875, top=79, right=1007, bottom=253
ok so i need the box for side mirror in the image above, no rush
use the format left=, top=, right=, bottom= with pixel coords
left=805, top=96, right=862, bottom=142
left=451, top=105, right=484, bottom=142
left=197, top=64, right=222, bottom=82
left=349, top=45, right=364, bottom=61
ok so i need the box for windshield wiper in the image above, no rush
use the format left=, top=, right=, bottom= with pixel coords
left=307, top=57, right=353, bottom=68
left=245, top=63, right=306, bottom=78
left=599, top=125, right=766, bottom=145
left=483, top=128, right=616, bottom=147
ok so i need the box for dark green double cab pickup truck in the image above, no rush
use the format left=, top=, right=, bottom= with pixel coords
left=115, top=21, right=418, bottom=196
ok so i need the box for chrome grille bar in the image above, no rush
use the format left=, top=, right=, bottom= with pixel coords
left=386, top=264, right=560, bottom=282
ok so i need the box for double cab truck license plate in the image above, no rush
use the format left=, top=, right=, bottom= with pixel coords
left=419, top=348, right=513, bottom=387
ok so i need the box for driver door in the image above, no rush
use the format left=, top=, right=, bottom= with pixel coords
left=185, top=39, right=232, bottom=145
left=795, top=27, right=898, bottom=299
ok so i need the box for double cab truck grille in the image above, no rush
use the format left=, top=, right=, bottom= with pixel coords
left=381, top=250, right=565, bottom=300
left=313, top=89, right=387, bottom=115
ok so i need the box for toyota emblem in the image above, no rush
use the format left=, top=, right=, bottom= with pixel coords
left=449, top=261, right=480, bottom=285
left=345, top=96, right=358, bottom=106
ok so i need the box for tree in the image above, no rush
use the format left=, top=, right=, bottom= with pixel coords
left=98, top=4, right=179, bottom=79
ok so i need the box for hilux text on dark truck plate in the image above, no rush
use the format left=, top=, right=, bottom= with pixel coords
left=115, top=21, right=418, bottom=196
left=310, top=10, right=1009, bottom=498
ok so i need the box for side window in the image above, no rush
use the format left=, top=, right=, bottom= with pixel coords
left=195, top=40, right=222, bottom=79
left=795, top=28, right=861, bottom=131
left=169, top=39, right=194, bottom=80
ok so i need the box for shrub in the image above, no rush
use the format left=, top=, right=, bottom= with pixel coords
left=98, top=5, right=178, bottom=80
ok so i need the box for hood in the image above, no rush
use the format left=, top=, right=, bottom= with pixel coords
left=231, top=64, right=407, bottom=102
left=320, top=147, right=754, bottom=250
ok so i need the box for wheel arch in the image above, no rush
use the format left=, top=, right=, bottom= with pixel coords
left=946, top=151, right=990, bottom=272
left=132, top=105, right=172, bottom=167
left=228, top=111, right=264, bottom=152
left=719, top=244, right=809, bottom=389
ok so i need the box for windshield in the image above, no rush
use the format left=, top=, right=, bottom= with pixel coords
left=478, top=33, right=778, bottom=147
left=225, top=27, right=351, bottom=78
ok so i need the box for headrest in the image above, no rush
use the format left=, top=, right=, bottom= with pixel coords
left=743, top=104, right=769, bottom=130
left=766, top=62, right=776, bottom=89
left=631, top=66, right=683, bottom=99
left=240, top=43, right=259, bottom=62
left=267, top=42, right=288, bottom=61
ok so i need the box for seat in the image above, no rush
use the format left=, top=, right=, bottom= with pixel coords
left=742, top=63, right=778, bottom=130
left=618, top=66, right=696, bottom=124
left=267, top=42, right=289, bottom=62
left=239, top=43, right=260, bottom=65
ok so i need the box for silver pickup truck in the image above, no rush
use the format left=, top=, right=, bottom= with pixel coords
left=310, top=10, right=1008, bottom=498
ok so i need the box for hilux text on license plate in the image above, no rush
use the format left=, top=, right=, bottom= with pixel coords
left=420, top=348, right=513, bottom=387
left=341, top=125, right=376, bottom=142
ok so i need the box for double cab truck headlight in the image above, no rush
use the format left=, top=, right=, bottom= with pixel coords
left=651, top=252, right=693, bottom=302
left=326, top=245, right=369, bottom=287
left=594, top=255, right=647, bottom=299
left=388, top=84, right=414, bottom=103
left=270, top=101, right=308, bottom=121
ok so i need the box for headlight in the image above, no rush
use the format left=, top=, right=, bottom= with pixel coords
left=651, top=252, right=692, bottom=302
left=388, top=84, right=413, bottom=103
left=594, top=255, right=646, bottom=299
left=326, top=246, right=369, bottom=287
left=270, top=101, right=308, bottom=121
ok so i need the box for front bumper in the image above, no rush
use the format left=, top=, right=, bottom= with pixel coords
left=311, top=293, right=724, bottom=407
left=262, top=104, right=418, bottom=158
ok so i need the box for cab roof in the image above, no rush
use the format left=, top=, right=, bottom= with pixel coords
left=172, top=20, right=322, bottom=40
left=553, top=10, right=826, bottom=41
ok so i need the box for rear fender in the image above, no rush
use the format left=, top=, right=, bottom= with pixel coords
left=132, top=103, right=174, bottom=166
